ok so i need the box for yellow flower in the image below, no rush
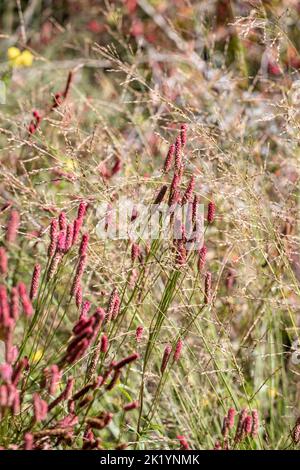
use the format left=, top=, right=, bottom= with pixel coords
left=63, top=158, right=76, bottom=171
left=20, top=50, right=34, bottom=67
left=7, top=46, right=21, bottom=60
left=7, top=47, right=34, bottom=68
left=32, top=349, right=43, bottom=363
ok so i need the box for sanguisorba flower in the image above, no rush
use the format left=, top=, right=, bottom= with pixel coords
left=164, top=143, right=175, bottom=173
left=30, top=264, right=41, bottom=300
left=180, top=124, right=187, bottom=147
left=207, top=201, right=216, bottom=224
left=173, top=338, right=183, bottom=362
left=6, top=210, right=20, bottom=243
left=161, top=344, right=172, bottom=373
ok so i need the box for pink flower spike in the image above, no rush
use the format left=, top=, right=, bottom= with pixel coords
left=79, top=233, right=89, bottom=257
left=161, top=344, right=172, bottom=373
left=174, top=339, right=183, bottom=362
left=58, top=212, right=67, bottom=231
left=6, top=210, right=20, bottom=243
left=77, top=201, right=88, bottom=220
left=131, top=243, right=141, bottom=263
left=198, top=244, right=207, bottom=271
left=123, top=401, right=139, bottom=411
left=65, top=223, right=74, bottom=252
left=48, top=219, right=58, bottom=258
left=57, top=230, right=66, bottom=253
left=113, top=352, right=139, bottom=370
left=181, top=176, right=195, bottom=206
left=204, top=271, right=212, bottom=304
left=177, top=435, right=190, bottom=450
left=244, top=415, right=253, bottom=435
left=227, top=407, right=235, bottom=429
left=251, top=409, right=259, bottom=437
left=135, top=326, right=143, bottom=343
left=175, top=135, right=182, bottom=171
left=207, top=201, right=216, bottom=224
left=0, top=284, right=10, bottom=325
left=180, top=124, right=187, bottom=147
left=24, top=433, right=34, bottom=450
left=18, top=282, right=33, bottom=317
left=0, top=247, right=8, bottom=275
left=30, top=264, right=41, bottom=300
left=33, top=393, right=48, bottom=422
left=75, top=286, right=83, bottom=309
left=100, top=334, right=109, bottom=353
left=81, top=300, right=91, bottom=319
left=72, top=217, right=83, bottom=245
left=164, top=143, right=175, bottom=173
left=10, top=287, right=19, bottom=321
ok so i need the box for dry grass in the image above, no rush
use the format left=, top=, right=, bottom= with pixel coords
left=0, top=0, right=299, bottom=450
